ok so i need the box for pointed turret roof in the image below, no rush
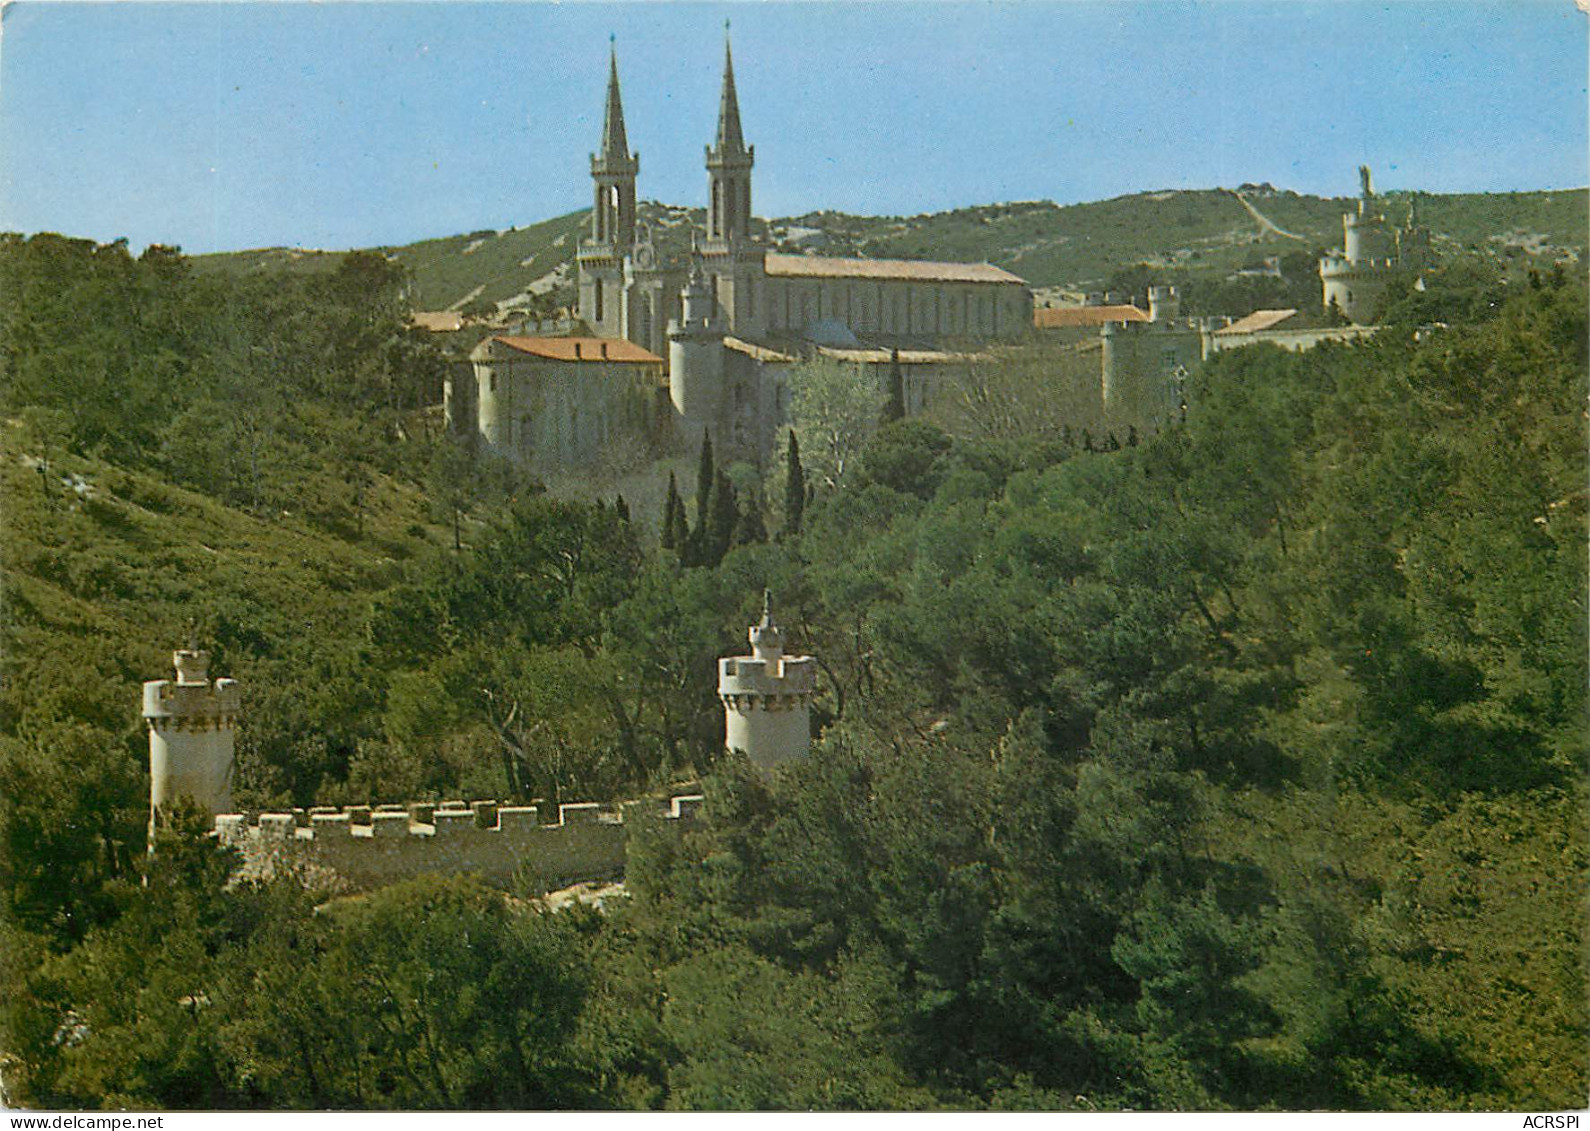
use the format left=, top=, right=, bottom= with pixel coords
left=715, top=31, right=747, bottom=154
left=600, top=39, right=630, bottom=160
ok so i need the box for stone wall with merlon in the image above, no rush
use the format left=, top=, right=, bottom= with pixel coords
left=219, top=795, right=703, bottom=895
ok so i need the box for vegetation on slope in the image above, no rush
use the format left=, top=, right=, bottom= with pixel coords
left=0, top=231, right=1583, bottom=1110
left=189, top=186, right=1588, bottom=322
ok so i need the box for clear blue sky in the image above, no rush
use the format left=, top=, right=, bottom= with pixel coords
left=1, top=1, right=1584, bottom=255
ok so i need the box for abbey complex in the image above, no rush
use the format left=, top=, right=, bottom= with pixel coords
left=443, top=38, right=1432, bottom=469
left=448, top=38, right=1033, bottom=470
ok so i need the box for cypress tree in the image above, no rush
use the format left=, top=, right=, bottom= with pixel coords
left=660, top=472, right=682, bottom=550
left=734, top=492, right=768, bottom=546
left=668, top=497, right=691, bottom=560
left=707, top=471, right=738, bottom=566
left=695, top=430, right=715, bottom=529
left=614, top=493, right=630, bottom=522
left=1106, top=432, right=1122, bottom=452
left=782, top=430, right=805, bottom=538
left=883, top=347, right=906, bottom=423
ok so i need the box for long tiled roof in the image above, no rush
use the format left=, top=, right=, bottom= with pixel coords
left=1214, top=309, right=1298, bottom=335
left=723, top=336, right=799, bottom=363
left=489, top=336, right=663, bottom=363
left=764, top=253, right=1025, bottom=286
left=1034, top=305, right=1148, bottom=328
left=817, top=346, right=969, bottom=365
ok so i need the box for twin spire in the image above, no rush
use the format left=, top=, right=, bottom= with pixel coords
left=600, top=29, right=747, bottom=162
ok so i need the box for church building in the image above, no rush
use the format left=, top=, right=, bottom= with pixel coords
left=462, top=35, right=1033, bottom=470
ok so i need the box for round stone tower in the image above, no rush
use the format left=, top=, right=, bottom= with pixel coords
left=718, top=591, right=815, bottom=773
left=1320, top=165, right=1402, bottom=325
left=668, top=256, right=726, bottom=440
left=144, top=648, right=240, bottom=840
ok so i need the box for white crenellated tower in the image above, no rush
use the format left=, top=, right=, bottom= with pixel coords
left=668, top=255, right=726, bottom=442
left=1318, top=165, right=1428, bottom=325
left=718, top=591, right=815, bottom=773
left=144, top=648, right=240, bottom=842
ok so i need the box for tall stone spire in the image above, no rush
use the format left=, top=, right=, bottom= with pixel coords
left=600, top=38, right=630, bottom=162
left=585, top=36, right=638, bottom=251
left=715, top=30, right=747, bottom=155
left=705, top=22, right=754, bottom=245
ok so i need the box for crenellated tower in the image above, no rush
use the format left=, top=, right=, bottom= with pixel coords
left=1318, top=164, right=1426, bottom=325
left=718, top=592, right=815, bottom=773
left=668, top=255, right=726, bottom=439
left=144, top=648, right=240, bottom=845
left=578, top=40, right=639, bottom=338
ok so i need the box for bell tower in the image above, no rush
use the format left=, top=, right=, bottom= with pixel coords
left=704, top=30, right=753, bottom=245
left=698, top=26, right=765, bottom=337
left=591, top=40, right=637, bottom=248
left=577, top=39, right=638, bottom=338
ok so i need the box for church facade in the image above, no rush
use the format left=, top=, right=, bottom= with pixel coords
left=461, top=37, right=1033, bottom=470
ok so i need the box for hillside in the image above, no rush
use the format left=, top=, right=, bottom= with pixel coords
left=192, top=185, right=1589, bottom=317
left=1, top=216, right=1585, bottom=1112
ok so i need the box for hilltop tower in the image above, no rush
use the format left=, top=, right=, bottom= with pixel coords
left=144, top=648, right=240, bottom=843
left=1319, top=165, right=1425, bottom=325
left=719, top=591, right=815, bottom=773
left=577, top=41, right=639, bottom=339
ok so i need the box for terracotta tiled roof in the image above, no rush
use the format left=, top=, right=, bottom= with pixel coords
left=1214, top=309, right=1298, bottom=335
left=764, top=253, right=1025, bottom=286
left=1034, top=305, right=1148, bottom=328
left=490, top=336, right=663, bottom=364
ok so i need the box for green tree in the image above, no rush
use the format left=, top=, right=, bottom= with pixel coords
left=786, top=356, right=883, bottom=491
left=782, top=430, right=806, bottom=538
left=660, top=472, right=684, bottom=552
left=733, top=492, right=769, bottom=547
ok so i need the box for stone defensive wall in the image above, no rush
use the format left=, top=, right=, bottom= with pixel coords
left=1204, top=324, right=1379, bottom=356
left=216, top=795, right=704, bottom=896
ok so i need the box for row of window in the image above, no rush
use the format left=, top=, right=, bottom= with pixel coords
left=765, top=280, right=1010, bottom=336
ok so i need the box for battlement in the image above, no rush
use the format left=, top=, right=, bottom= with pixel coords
left=218, top=794, right=704, bottom=895
left=719, top=653, right=817, bottom=700
left=143, top=650, right=241, bottom=724
left=1321, top=255, right=1400, bottom=275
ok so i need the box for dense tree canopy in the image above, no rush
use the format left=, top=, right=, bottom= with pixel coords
left=0, top=234, right=1582, bottom=1109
